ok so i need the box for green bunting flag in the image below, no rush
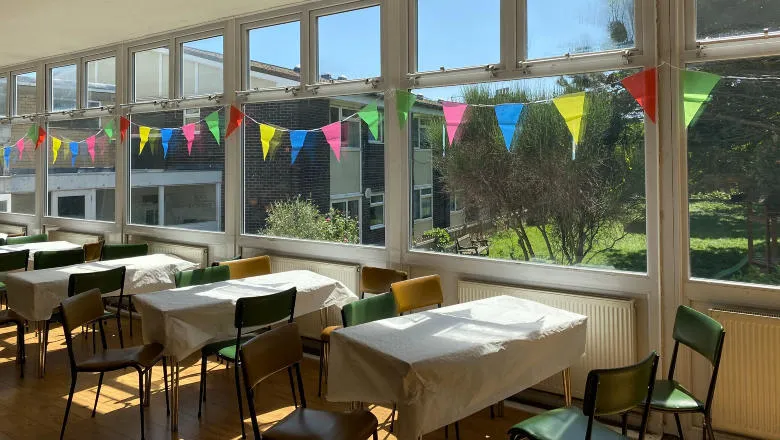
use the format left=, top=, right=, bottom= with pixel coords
left=358, top=102, right=381, bottom=140
left=396, top=90, right=416, bottom=129
left=104, top=120, right=115, bottom=140
left=26, top=125, right=37, bottom=141
left=205, top=111, right=221, bottom=145
left=682, top=70, right=721, bottom=127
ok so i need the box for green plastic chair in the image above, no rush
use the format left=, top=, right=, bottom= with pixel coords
left=6, top=233, right=48, bottom=245
left=649, top=306, right=725, bottom=440
left=175, top=265, right=230, bottom=288
left=0, top=249, right=29, bottom=308
left=508, top=351, right=659, bottom=440
left=197, top=287, right=297, bottom=440
left=33, top=248, right=85, bottom=270
left=68, top=267, right=127, bottom=349
left=340, top=292, right=398, bottom=327
left=100, top=243, right=148, bottom=261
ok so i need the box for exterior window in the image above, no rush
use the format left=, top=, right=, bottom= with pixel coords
left=416, top=0, right=500, bottom=71
left=331, top=198, right=360, bottom=220
left=415, top=116, right=432, bottom=149
left=527, top=0, right=635, bottom=59
left=330, top=106, right=361, bottom=149
left=697, top=1, right=780, bottom=41
left=86, top=57, right=116, bottom=108
left=181, top=36, right=223, bottom=97
left=14, top=71, right=36, bottom=116
left=0, top=77, right=6, bottom=117
left=50, top=64, right=77, bottom=112
left=318, top=7, right=381, bottom=81
left=368, top=111, right=384, bottom=143
left=247, top=21, right=300, bottom=89
left=450, top=193, right=463, bottom=212
left=369, top=193, right=384, bottom=229
left=413, top=187, right=433, bottom=220
left=687, top=56, right=780, bottom=287
left=0, top=122, right=37, bottom=214
left=133, top=47, right=169, bottom=102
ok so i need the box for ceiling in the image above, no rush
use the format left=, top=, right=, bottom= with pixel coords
left=0, top=0, right=299, bottom=68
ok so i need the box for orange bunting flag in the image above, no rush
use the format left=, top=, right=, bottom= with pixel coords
left=120, top=117, right=131, bottom=143
left=226, top=106, right=245, bottom=139
left=621, top=68, right=658, bottom=123
left=35, top=126, right=46, bottom=150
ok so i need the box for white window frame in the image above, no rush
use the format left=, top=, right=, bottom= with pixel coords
left=84, top=54, right=117, bottom=110
left=47, top=61, right=79, bottom=113
left=369, top=192, right=384, bottom=230
left=0, top=74, right=8, bottom=117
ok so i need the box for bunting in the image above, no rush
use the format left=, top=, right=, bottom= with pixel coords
left=226, top=106, right=245, bottom=139
left=621, top=68, right=658, bottom=123
left=683, top=70, right=721, bottom=127
left=396, top=90, right=416, bottom=129
left=205, top=111, right=221, bottom=144
left=36, top=126, right=46, bottom=150
left=553, top=92, right=587, bottom=160
left=69, top=141, right=79, bottom=167
left=259, top=124, right=277, bottom=160
left=52, top=137, right=62, bottom=164
left=161, top=128, right=173, bottom=158
left=357, top=102, right=381, bottom=141
left=86, top=136, right=96, bottom=162
left=3, top=147, right=9, bottom=168
left=119, top=117, right=130, bottom=143
left=104, top=120, right=115, bottom=140
left=16, top=139, right=24, bottom=160
left=442, top=101, right=469, bottom=146
left=289, top=130, right=307, bottom=164
left=494, top=103, right=525, bottom=151
left=182, top=123, right=195, bottom=155
left=138, top=126, right=151, bottom=154
left=321, top=121, right=342, bottom=161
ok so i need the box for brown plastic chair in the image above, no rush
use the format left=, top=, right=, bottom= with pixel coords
left=214, top=255, right=271, bottom=280
left=83, top=241, right=104, bottom=262
left=240, top=323, right=378, bottom=440
left=59, top=289, right=168, bottom=440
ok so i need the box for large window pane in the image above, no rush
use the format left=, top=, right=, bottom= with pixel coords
left=248, top=22, right=300, bottom=89
left=243, top=94, right=385, bottom=246
left=0, top=123, right=36, bottom=214
left=687, top=57, right=780, bottom=286
left=86, top=57, right=116, bottom=108
left=182, top=36, right=223, bottom=97
left=129, top=107, right=225, bottom=231
left=47, top=117, right=116, bottom=221
left=318, top=7, right=380, bottom=81
left=0, top=77, right=7, bottom=117
left=527, top=0, right=635, bottom=59
left=417, top=0, right=500, bottom=71
left=697, top=0, right=780, bottom=40
left=50, top=64, right=77, bottom=112
left=134, top=47, right=169, bottom=102
left=14, top=71, right=36, bottom=115
left=410, top=72, right=646, bottom=273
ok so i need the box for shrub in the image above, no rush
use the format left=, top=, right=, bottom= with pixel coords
left=422, top=228, right=454, bottom=252
left=263, top=197, right=360, bottom=244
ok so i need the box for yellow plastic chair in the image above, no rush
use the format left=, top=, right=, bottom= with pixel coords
left=391, top=274, right=444, bottom=314
left=214, top=255, right=271, bottom=280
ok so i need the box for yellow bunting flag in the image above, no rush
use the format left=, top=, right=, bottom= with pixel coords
left=259, top=124, right=277, bottom=160
left=553, top=92, right=587, bottom=159
left=52, top=137, right=62, bottom=164
left=139, top=126, right=151, bottom=155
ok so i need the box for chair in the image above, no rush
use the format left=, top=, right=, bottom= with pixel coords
left=240, top=323, right=379, bottom=440
left=33, top=248, right=85, bottom=270
left=508, top=352, right=659, bottom=440
left=391, top=274, right=444, bottom=314
left=360, top=266, right=408, bottom=299
left=59, top=289, right=168, bottom=440
left=83, top=241, right=104, bottom=262
left=0, top=308, right=25, bottom=377
left=175, top=265, right=230, bottom=288
left=0, top=249, right=29, bottom=309
left=197, top=287, right=297, bottom=440
left=213, top=255, right=271, bottom=280
left=6, top=234, right=47, bottom=245
left=648, top=306, right=725, bottom=440
left=100, top=243, right=148, bottom=261
left=68, top=266, right=127, bottom=349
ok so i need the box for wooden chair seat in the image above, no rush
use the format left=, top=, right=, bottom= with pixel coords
left=263, top=408, right=378, bottom=440
left=77, top=343, right=165, bottom=372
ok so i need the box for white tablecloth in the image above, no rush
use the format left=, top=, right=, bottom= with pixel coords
left=133, top=270, right=358, bottom=361
left=5, top=254, right=197, bottom=321
left=327, top=295, right=588, bottom=440
left=0, top=241, right=82, bottom=269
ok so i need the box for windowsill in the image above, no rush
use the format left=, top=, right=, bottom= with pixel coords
left=450, top=209, right=464, bottom=214
left=413, top=217, right=432, bottom=223
left=367, top=139, right=383, bottom=145
left=369, top=224, right=385, bottom=230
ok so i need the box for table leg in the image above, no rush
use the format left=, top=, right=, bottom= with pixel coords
left=144, top=370, right=152, bottom=407
left=36, top=321, right=45, bottom=378
left=561, top=368, right=572, bottom=407
left=497, top=400, right=505, bottom=417
left=319, top=308, right=327, bottom=328
left=168, top=356, right=180, bottom=432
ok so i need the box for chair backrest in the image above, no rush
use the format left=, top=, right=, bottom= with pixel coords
left=68, top=266, right=126, bottom=297
left=583, top=351, right=659, bottom=440
left=361, top=266, right=408, bottom=295
left=235, top=287, right=297, bottom=330
left=0, top=249, right=29, bottom=272
left=33, top=248, right=85, bottom=270
left=391, top=274, right=444, bottom=314
left=100, top=243, right=148, bottom=261
left=175, top=265, right=230, bottom=288
left=240, top=323, right=303, bottom=391
left=83, top=241, right=104, bottom=262
left=673, top=305, right=725, bottom=365
left=60, top=289, right=106, bottom=368
left=216, top=255, right=271, bottom=280
left=6, top=233, right=47, bottom=245
left=341, top=292, right=397, bottom=327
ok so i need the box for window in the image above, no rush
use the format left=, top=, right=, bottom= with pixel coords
left=247, top=21, right=300, bottom=89
left=368, top=111, right=384, bottom=143
left=416, top=0, right=500, bottom=71
left=50, top=64, right=77, bottom=112
left=413, top=115, right=433, bottom=149
left=242, top=94, right=385, bottom=247
left=86, top=57, right=116, bottom=108
left=317, top=7, right=381, bottom=81
left=697, top=1, right=780, bottom=41
left=687, top=56, right=780, bottom=287
left=182, top=36, right=223, bottom=97
left=133, top=47, right=169, bottom=102
left=0, top=122, right=37, bottom=214
left=47, top=116, right=116, bottom=221
left=129, top=107, right=225, bottom=231
left=527, top=0, right=635, bottom=59
left=0, top=77, right=7, bottom=117
left=14, top=71, right=36, bottom=116
left=369, top=193, right=384, bottom=229
left=409, top=71, right=647, bottom=272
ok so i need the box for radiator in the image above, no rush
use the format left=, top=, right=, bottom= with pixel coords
left=0, top=223, right=26, bottom=236
left=130, top=237, right=209, bottom=268
left=709, top=308, right=780, bottom=439
left=458, top=280, right=637, bottom=398
left=46, top=229, right=103, bottom=245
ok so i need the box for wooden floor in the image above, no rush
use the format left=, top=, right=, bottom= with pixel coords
left=0, top=317, right=530, bottom=439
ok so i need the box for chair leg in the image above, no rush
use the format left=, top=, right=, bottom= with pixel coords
left=455, top=421, right=460, bottom=440
left=444, top=425, right=448, bottom=439
left=390, top=404, right=396, bottom=433
left=234, top=361, right=246, bottom=439
left=43, top=320, right=50, bottom=375
left=162, top=358, right=170, bottom=416
left=373, top=430, right=378, bottom=440
left=92, top=372, right=104, bottom=417
left=116, top=313, right=124, bottom=349
left=705, top=417, right=716, bottom=440
left=60, top=374, right=77, bottom=440
left=128, top=297, right=134, bottom=337
left=287, top=367, right=298, bottom=408
left=318, top=340, right=325, bottom=397
left=198, top=353, right=207, bottom=418
left=138, top=371, right=145, bottom=440
left=17, top=323, right=25, bottom=378
left=490, top=404, right=495, bottom=419
left=92, top=322, right=96, bottom=353
left=675, top=413, right=685, bottom=440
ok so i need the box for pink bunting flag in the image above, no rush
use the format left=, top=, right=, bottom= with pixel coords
left=321, top=121, right=342, bottom=161
left=182, top=123, right=196, bottom=156
left=442, top=101, right=469, bottom=146
left=86, top=136, right=96, bottom=163
left=16, top=139, right=24, bottom=160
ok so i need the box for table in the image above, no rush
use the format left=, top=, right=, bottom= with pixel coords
left=0, top=240, right=82, bottom=269
left=5, top=254, right=197, bottom=376
left=132, top=269, right=359, bottom=431
left=327, top=295, right=588, bottom=440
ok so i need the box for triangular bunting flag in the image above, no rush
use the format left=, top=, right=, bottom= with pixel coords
left=104, top=119, right=115, bottom=140
left=358, top=102, right=381, bottom=141
left=160, top=128, right=173, bottom=158
left=621, top=68, right=658, bottom=123
left=36, top=126, right=46, bottom=150
left=26, top=125, right=37, bottom=141
left=138, top=126, right=151, bottom=154
left=494, top=103, right=525, bottom=151
left=553, top=92, right=587, bottom=159
left=69, top=141, right=79, bottom=166
left=16, top=139, right=24, bottom=160
left=226, top=106, right=245, bottom=139
left=259, top=124, right=277, bottom=160
left=3, top=147, right=10, bottom=168
left=322, top=122, right=342, bottom=161
left=682, top=70, right=721, bottom=127
left=442, top=101, right=469, bottom=146
left=182, top=124, right=195, bottom=155
left=205, top=111, right=221, bottom=144
left=396, top=90, right=416, bottom=129
left=86, top=136, right=96, bottom=162
left=52, top=137, right=61, bottom=164
left=119, top=117, right=130, bottom=143
left=289, top=130, right=307, bottom=164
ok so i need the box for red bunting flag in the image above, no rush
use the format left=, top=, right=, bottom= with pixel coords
left=226, top=106, right=245, bottom=139
left=119, top=117, right=131, bottom=143
left=621, top=68, right=657, bottom=123
left=35, top=126, right=46, bottom=150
